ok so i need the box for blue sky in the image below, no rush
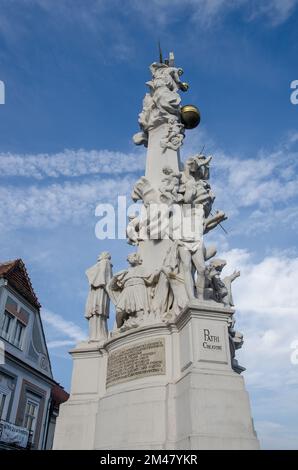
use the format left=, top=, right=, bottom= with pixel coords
left=0, top=0, right=298, bottom=449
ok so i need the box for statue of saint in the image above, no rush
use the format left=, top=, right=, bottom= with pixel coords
left=108, top=253, right=160, bottom=329
left=172, top=154, right=226, bottom=301
left=85, top=252, right=113, bottom=342
left=152, top=241, right=188, bottom=318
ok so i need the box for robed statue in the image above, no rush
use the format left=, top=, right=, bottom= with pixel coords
left=85, top=252, right=113, bottom=342
left=108, top=252, right=159, bottom=329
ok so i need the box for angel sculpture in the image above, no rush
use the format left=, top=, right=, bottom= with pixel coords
left=133, top=60, right=188, bottom=146
left=160, top=117, right=185, bottom=152
left=126, top=213, right=145, bottom=246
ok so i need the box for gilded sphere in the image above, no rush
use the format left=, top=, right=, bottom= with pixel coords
left=180, top=104, right=200, bottom=129
left=180, top=82, right=189, bottom=92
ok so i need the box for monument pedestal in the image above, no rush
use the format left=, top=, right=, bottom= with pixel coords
left=53, top=303, right=259, bottom=450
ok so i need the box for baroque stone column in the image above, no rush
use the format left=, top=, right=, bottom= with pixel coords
left=53, top=51, right=260, bottom=450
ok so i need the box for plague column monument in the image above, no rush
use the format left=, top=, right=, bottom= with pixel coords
left=53, top=52, right=259, bottom=450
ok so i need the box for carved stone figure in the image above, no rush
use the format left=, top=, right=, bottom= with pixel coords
left=152, top=241, right=188, bottom=319
left=205, top=260, right=240, bottom=308
left=204, top=210, right=227, bottom=234
left=131, top=176, right=159, bottom=205
left=108, top=253, right=160, bottom=329
left=176, top=207, right=205, bottom=301
left=148, top=62, right=188, bottom=116
left=133, top=58, right=188, bottom=146
left=159, top=166, right=182, bottom=204
left=164, top=154, right=227, bottom=302
left=180, top=154, right=214, bottom=213
left=205, top=259, right=229, bottom=304
left=228, top=317, right=245, bottom=373
left=126, top=213, right=144, bottom=246
left=223, top=270, right=240, bottom=306
left=85, top=252, right=113, bottom=342
left=160, top=117, right=185, bottom=152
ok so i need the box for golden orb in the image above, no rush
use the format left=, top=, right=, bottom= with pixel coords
left=180, top=104, right=200, bottom=129
left=180, top=82, right=189, bottom=92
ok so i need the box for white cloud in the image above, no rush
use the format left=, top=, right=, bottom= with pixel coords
left=0, top=148, right=144, bottom=180
left=222, top=248, right=298, bottom=315
left=131, top=0, right=298, bottom=27
left=47, top=340, right=76, bottom=349
left=41, top=308, right=87, bottom=344
left=1, top=131, right=297, bottom=236
left=214, top=149, right=298, bottom=212
left=247, top=0, right=298, bottom=26
left=254, top=420, right=298, bottom=449
left=0, top=176, right=134, bottom=230
left=219, top=248, right=298, bottom=448
left=186, top=130, right=298, bottom=235
left=1, top=0, right=296, bottom=41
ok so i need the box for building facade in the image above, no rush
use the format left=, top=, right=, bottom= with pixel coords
left=0, top=259, right=68, bottom=450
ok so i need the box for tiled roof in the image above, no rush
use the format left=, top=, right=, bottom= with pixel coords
left=0, top=259, right=41, bottom=309
left=0, top=260, right=17, bottom=276
left=51, top=384, right=69, bottom=405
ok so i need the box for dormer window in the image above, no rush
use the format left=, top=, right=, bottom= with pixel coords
left=0, top=296, right=29, bottom=350
left=1, top=311, right=14, bottom=341
left=12, top=320, right=25, bottom=349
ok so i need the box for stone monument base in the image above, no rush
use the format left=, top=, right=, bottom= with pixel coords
left=53, top=303, right=259, bottom=450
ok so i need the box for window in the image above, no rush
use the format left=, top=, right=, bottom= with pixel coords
left=5, top=297, right=18, bottom=315
left=0, top=376, right=12, bottom=421
left=11, top=321, right=25, bottom=349
left=0, top=392, right=7, bottom=419
left=0, top=294, right=28, bottom=349
left=23, top=395, right=40, bottom=438
left=1, top=311, right=14, bottom=341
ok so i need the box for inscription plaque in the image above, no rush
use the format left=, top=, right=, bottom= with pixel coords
left=106, top=338, right=165, bottom=387
left=197, top=322, right=228, bottom=364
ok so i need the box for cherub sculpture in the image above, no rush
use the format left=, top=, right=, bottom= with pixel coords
left=159, top=166, right=182, bottom=204
left=126, top=213, right=144, bottom=246
left=160, top=117, right=185, bottom=151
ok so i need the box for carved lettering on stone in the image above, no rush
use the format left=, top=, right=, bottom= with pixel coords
left=106, top=338, right=166, bottom=387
